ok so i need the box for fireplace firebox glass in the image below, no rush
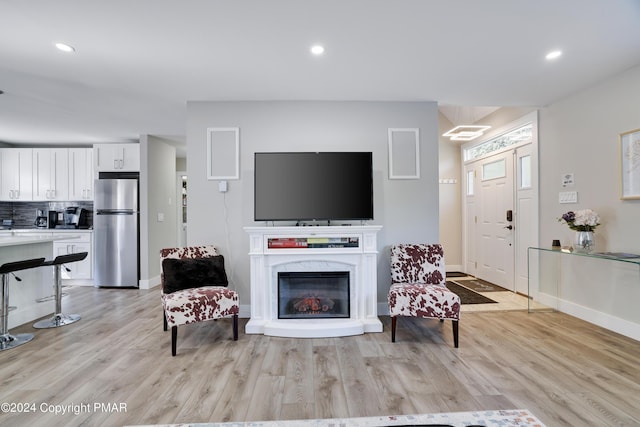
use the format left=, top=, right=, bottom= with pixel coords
left=278, top=271, right=350, bottom=319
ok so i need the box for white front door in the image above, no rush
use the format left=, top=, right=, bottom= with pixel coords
left=461, top=113, right=539, bottom=294
left=477, top=151, right=515, bottom=290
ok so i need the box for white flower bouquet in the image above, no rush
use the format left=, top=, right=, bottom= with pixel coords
left=558, top=209, right=600, bottom=232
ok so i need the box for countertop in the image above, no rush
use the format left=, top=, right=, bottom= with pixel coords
left=0, top=233, right=82, bottom=247
left=0, top=227, right=92, bottom=233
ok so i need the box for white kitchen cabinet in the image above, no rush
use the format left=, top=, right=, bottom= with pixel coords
left=69, top=148, right=94, bottom=200
left=33, top=148, right=69, bottom=201
left=94, top=143, right=140, bottom=172
left=0, top=148, right=33, bottom=201
left=52, top=232, right=92, bottom=280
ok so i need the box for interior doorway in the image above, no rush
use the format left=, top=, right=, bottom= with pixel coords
left=462, top=113, right=538, bottom=294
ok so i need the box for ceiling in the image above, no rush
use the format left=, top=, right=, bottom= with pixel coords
left=1, top=0, right=639, bottom=152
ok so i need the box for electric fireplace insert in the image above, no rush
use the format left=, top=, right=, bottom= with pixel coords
left=278, top=271, right=350, bottom=319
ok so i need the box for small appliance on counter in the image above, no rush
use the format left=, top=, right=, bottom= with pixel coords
left=56, top=207, right=89, bottom=229
left=35, top=209, right=48, bottom=228
left=48, top=210, right=58, bottom=228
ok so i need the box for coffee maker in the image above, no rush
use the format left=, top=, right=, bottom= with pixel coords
left=35, top=209, right=48, bottom=228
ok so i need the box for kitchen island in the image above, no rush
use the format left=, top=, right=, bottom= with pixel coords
left=0, top=233, right=80, bottom=328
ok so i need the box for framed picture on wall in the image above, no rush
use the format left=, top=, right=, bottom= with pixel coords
left=388, top=128, right=420, bottom=179
left=207, top=127, right=240, bottom=180
left=620, top=128, right=640, bottom=200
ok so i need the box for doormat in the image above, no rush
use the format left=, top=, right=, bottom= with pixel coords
left=445, top=281, right=497, bottom=304
left=445, top=271, right=468, bottom=277
left=127, top=408, right=545, bottom=427
left=454, top=278, right=508, bottom=292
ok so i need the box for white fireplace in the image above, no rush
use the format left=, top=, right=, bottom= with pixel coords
left=244, top=225, right=383, bottom=338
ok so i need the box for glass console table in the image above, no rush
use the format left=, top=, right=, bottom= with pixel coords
left=527, top=247, right=640, bottom=313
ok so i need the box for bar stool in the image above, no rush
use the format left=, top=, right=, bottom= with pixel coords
left=33, top=252, right=87, bottom=329
left=1, top=257, right=46, bottom=351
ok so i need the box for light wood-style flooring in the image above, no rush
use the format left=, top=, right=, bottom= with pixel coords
left=1, top=286, right=639, bottom=427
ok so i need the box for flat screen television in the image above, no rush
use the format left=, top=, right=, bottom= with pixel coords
left=254, top=152, right=373, bottom=222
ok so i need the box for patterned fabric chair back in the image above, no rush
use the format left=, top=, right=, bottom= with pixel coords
left=159, top=245, right=220, bottom=291
left=390, top=243, right=445, bottom=286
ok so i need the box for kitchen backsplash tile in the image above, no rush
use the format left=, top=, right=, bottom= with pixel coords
left=0, top=201, right=93, bottom=228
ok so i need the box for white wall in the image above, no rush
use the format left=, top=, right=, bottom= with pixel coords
left=540, top=64, right=640, bottom=251
left=535, top=64, right=640, bottom=339
left=186, top=101, right=440, bottom=307
left=140, top=135, right=178, bottom=288
left=438, top=112, right=462, bottom=270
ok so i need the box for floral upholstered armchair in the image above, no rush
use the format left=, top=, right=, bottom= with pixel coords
left=160, top=245, right=239, bottom=356
left=387, top=243, right=460, bottom=347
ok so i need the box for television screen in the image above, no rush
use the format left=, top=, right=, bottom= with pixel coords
left=254, top=152, right=373, bottom=222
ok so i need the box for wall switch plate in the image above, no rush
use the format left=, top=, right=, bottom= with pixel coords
left=218, top=180, right=228, bottom=192
left=157, top=212, right=165, bottom=222
left=559, top=191, right=578, bottom=203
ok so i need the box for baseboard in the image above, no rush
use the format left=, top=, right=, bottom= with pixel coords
left=537, top=292, right=640, bottom=342
left=447, top=265, right=464, bottom=273
left=139, top=274, right=161, bottom=290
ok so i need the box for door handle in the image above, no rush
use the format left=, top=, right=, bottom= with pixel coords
left=504, top=225, right=513, bottom=230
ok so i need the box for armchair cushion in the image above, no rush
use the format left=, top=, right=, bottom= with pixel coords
left=161, top=255, right=228, bottom=294
left=162, top=286, right=239, bottom=328
left=388, top=283, right=460, bottom=320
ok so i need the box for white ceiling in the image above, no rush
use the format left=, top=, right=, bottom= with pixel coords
left=1, top=0, right=639, bottom=150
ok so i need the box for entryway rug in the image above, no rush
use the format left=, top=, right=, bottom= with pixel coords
left=128, top=409, right=545, bottom=427
left=445, top=281, right=497, bottom=304
left=453, top=278, right=508, bottom=292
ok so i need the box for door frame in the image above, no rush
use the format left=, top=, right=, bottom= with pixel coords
left=461, top=111, right=539, bottom=292
left=176, top=171, right=187, bottom=246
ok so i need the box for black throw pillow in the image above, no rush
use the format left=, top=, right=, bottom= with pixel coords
left=162, top=256, right=228, bottom=294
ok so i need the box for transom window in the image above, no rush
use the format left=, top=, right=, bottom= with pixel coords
left=464, top=123, right=532, bottom=162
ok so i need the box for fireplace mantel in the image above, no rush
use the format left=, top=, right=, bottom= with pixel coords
left=244, top=225, right=383, bottom=338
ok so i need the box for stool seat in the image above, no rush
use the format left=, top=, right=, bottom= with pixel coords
left=33, top=252, right=88, bottom=329
left=0, top=258, right=46, bottom=274
left=42, top=252, right=88, bottom=267
left=1, top=257, right=46, bottom=351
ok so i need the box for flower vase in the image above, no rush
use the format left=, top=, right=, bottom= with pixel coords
left=574, top=231, right=595, bottom=253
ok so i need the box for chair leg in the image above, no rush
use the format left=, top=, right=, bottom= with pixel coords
left=171, top=326, right=177, bottom=356
left=452, top=320, right=459, bottom=348
left=391, top=316, right=397, bottom=342
left=163, top=311, right=167, bottom=331
left=233, top=314, right=238, bottom=341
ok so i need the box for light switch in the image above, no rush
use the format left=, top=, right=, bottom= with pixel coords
left=559, top=191, right=578, bottom=204
left=157, top=212, right=165, bottom=222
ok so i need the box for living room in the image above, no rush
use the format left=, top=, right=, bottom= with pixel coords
left=1, top=1, right=640, bottom=426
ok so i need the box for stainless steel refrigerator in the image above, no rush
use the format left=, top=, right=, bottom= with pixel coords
left=94, top=178, right=139, bottom=287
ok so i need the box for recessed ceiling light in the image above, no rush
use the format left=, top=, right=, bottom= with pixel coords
left=310, top=45, right=325, bottom=55
left=55, top=42, right=75, bottom=53
left=545, top=50, right=562, bottom=60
